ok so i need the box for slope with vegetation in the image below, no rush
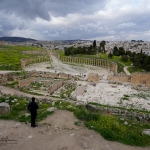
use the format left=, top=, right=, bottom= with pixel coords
left=0, top=95, right=150, bottom=147
left=0, top=45, right=45, bottom=70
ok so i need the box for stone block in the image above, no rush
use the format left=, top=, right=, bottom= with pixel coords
left=142, top=129, right=150, bottom=136
left=88, top=73, right=99, bottom=82
left=0, top=102, right=10, bottom=114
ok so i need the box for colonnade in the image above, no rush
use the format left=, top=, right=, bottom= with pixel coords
left=21, top=56, right=50, bottom=70
left=60, top=56, right=118, bottom=75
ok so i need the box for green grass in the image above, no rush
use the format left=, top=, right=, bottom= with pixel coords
left=85, top=115, right=150, bottom=146
left=89, top=102, right=150, bottom=113
left=75, top=53, right=132, bottom=66
left=6, top=81, right=18, bottom=88
left=19, top=89, right=44, bottom=96
left=60, top=82, right=77, bottom=98
left=0, top=45, right=46, bottom=70
left=128, top=66, right=143, bottom=73
left=53, top=50, right=65, bottom=57
left=11, top=71, right=27, bottom=76
left=0, top=95, right=53, bottom=122
left=73, top=105, right=150, bottom=147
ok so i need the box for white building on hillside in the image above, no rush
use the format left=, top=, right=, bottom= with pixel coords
left=142, top=49, right=150, bottom=56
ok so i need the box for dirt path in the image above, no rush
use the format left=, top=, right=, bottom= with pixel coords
left=0, top=110, right=150, bottom=150
left=123, top=66, right=131, bottom=75
left=0, top=86, right=60, bottom=101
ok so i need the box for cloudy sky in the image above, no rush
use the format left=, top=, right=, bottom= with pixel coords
left=0, top=0, right=150, bottom=41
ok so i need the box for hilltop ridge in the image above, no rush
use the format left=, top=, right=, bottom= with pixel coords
left=0, top=37, right=37, bottom=42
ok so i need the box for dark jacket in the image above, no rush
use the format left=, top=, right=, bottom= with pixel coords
left=28, top=101, right=39, bottom=113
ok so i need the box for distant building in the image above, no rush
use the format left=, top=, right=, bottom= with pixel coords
left=142, top=49, right=150, bottom=56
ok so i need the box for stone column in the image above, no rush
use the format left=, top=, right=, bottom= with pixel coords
left=98, top=60, right=100, bottom=67
left=91, top=59, right=93, bottom=65
left=96, top=59, right=98, bottom=66
left=71, top=57, right=73, bottom=63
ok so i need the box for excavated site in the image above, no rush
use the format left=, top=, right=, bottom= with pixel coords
left=0, top=53, right=150, bottom=150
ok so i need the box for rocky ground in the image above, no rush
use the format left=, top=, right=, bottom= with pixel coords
left=1, top=110, right=150, bottom=150
left=72, top=81, right=150, bottom=111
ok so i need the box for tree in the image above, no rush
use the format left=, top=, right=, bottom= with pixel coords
left=93, top=40, right=96, bottom=48
left=113, top=46, right=119, bottom=56
left=100, top=40, right=106, bottom=53
left=118, top=47, right=125, bottom=55
left=108, top=52, right=113, bottom=59
left=126, top=50, right=131, bottom=57
left=121, top=55, right=128, bottom=62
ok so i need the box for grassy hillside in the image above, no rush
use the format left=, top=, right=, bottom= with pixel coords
left=0, top=95, right=150, bottom=147
left=0, top=45, right=45, bottom=70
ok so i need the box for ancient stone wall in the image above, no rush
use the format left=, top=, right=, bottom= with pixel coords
left=87, top=73, right=103, bottom=82
left=0, top=73, right=14, bottom=85
left=108, top=75, right=130, bottom=83
left=131, top=73, right=150, bottom=87
left=48, top=81, right=66, bottom=95
left=18, top=77, right=36, bottom=88
left=25, top=71, right=76, bottom=80
left=109, top=62, right=118, bottom=75
left=21, top=56, right=50, bottom=70
left=0, top=71, right=76, bottom=86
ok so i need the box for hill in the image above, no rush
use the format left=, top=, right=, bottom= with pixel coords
left=0, top=37, right=37, bottom=42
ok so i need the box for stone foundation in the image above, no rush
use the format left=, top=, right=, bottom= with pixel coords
left=18, top=77, right=36, bottom=88
left=108, top=74, right=130, bottom=83
left=87, top=73, right=103, bottom=82
left=131, top=73, right=150, bottom=87
left=48, top=81, right=66, bottom=95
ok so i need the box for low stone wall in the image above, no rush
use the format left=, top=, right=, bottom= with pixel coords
left=87, top=73, right=103, bottom=82
left=0, top=71, right=77, bottom=86
left=107, top=73, right=150, bottom=88
left=27, top=71, right=76, bottom=80
left=108, top=74, right=130, bottom=83
left=131, top=73, right=150, bottom=87
left=48, top=81, right=66, bottom=95
left=0, top=73, right=14, bottom=85
left=1, top=72, right=150, bottom=88
left=18, top=77, right=36, bottom=88
left=13, top=75, right=25, bottom=81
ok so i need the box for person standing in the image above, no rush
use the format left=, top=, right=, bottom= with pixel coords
left=28, top=97, right=39, bottom=127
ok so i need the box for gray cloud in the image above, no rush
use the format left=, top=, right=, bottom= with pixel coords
left=0, top=0, right=50, bottom=20
left=0, top=0, right=107, bottom=20
left=0, top=0, right=150, bottom=41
